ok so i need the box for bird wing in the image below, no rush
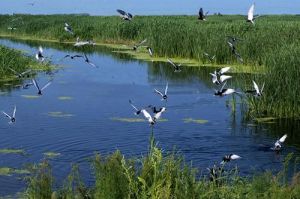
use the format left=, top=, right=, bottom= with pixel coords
left=252, top=80, right=260, bottom=95
left=20, top=69, right=31, bottom=76
left=220, top=81, right=227, bottom=91
left=38, top=46, right=43, bottom=53
left=13, top=106, right=16, bottom=118
left=137, top=39, right=147, bottom=47
left=279, top=134, right=287, bottom=143
left=210, top=73, right=218, bottom=84
left=231, top=154, right=241, bottom=160
left=141, top=109, right=153, bottom=122
left=117, top=9, right=126, bottom=16
left=219, top=66, right=231, bottom=74
left=199, top=8, right=204, bottom=18
left=220, top=75, right=232, bottom=83
left=154, top=89, right=164, bottom=97
left=154, top=107, right=166, bottom=120
left=164, top=82, right=168, bottom=95
left=32, top=79, right=40, bottom=91
left=41, top=81, right=52, bottom=91
left=65, top=23, right=69, bottom=27
left=2, top=111, right=11, bottom=119
left=129, top=100, right=139, bottom=111
left=248, top=4, right=255, bottom=21
left=223, top=89, right=235, bottom=95
left=167, top=58, right=177, bottom=68
left=127, top=13, right=133, bottom=19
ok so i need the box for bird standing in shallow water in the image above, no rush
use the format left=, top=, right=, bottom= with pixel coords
left=2, top=105, right=16, bottom=124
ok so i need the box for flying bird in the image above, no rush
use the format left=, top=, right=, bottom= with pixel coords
left=117, top=9, right=133, bottom=21
left=82, top=53, right=97, bottom=67
left=227, top=41, right=243, bottom=63
left=74, top=37, right=95, bottom=47
left=132, top=39, right=147, bottom=51
left=32, top=79, right=52, bottom=95
left=147, top=47, right=153, bottom=57
left=61, top=54, right=83, bottom=60
left=271, top=134, right=287, bottom=151
left=8, top=67, right=31, bottom=78
left=2, top=105, right=16, bottom=124
left=129, top=100, right=142, bottom=115
left=214, top=81, right=239, bottom=97
left=167, top=58, right=181, bottom=72
left=210, top=71, right=232, bottom=85
left=154, top=82, right=168, bottom=100
left=198, top=8, right=209, bottom=21
left=64, top=23, right=74, bottom=35
left=35, top=46, right=45, bottom=62
left=247, top=3, right=260, bottom=24
left=246, top=80, right=265, bottom=97
left=203, top=52, right=215, bottom=62
left=221, top=154, right=241, bottom=165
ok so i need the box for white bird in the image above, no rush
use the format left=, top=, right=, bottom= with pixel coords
left=141, top=109, right=155, bottom=125
left=64, top=23, right=74, bottom=35
left=271, top=134, right=287, bottom=151
left=35, top=46, right=45, bottom=62
left=247, top=3, right=260, bottom=24
left=214, top=81, right=238, bottom=97
left=117, top=9, right=133, bottom=21
left=154, top=82, right=168, bottom=100
left=167, top=58, right=181, bottom=72
left=218, top=67, right=231, bottom=75
left=32, top=79, right=52, bottom=95
left=2, top=105, right=16, bottom=124
left=210, top=67, right=232, bottom=85
left=74, top=37, right=95, bottom=47
left=246, top=80, right=264, bottom=97
left=221, top=154, right=241, bottom=165
left=153, top=107, right=166, bottom=122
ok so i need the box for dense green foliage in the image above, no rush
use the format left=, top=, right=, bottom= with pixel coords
left=1, top=14, right=300, bottom=117
left=24, top=136, right=300, bottom=199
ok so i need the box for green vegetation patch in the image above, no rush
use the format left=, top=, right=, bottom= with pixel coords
left=58, top=96, right=73, bottom=100
left=21, top=95, right=40, bottom=99
left=43, top=152, right=61, bottom=158
left=183, top=118, right=209, bottom=124
left=48, top=111, right=74, bottom=118
left=254, top=117, right=276, bottom=123
left=111, top=117, right=146, bottom=123
left=0, top=148, right=25, bottom=155
left=0, top=167, right=30, bottom=176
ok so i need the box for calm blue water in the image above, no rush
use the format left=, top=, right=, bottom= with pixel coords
left=0, top=38, right=299, bottom=196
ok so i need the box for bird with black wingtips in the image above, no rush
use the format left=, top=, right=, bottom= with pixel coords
left=32, top=79, right=52, bottom=95
left=198, top=8, right=208, bottom=21
left=220, top=154, right=241, bottom=165
left=167, top=58, right=181, bottom=72
left=8, top=67, right=31, bottom=78
left=2, top=105, right=16, bottom=124
left=61, top=54, right=84, bottom=60
left=246, top=80, right=265, bottom=97
left=271, top=134, right=287, bottom=151
left=154, top=82, right=168, bottom=101
left=117, top=9, right=133, bottom=21
left=64, top=23, right=74, bottom=35
left=210, top=71, right=232, bottom=85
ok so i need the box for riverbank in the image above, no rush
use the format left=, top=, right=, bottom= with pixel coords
left=21, top=136, right=300, bottom=199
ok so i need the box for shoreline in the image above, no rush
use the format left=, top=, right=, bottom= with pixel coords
left=0, top=34, right=263, bottom=74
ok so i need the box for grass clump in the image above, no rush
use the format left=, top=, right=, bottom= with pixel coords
left=22, top=135, right=300, bottom=199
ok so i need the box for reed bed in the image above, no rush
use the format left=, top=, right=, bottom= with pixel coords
left=23, top=136, right=300, bottom=199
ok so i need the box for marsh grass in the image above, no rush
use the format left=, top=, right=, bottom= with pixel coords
left=23, top=135, right=300, bottom=199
